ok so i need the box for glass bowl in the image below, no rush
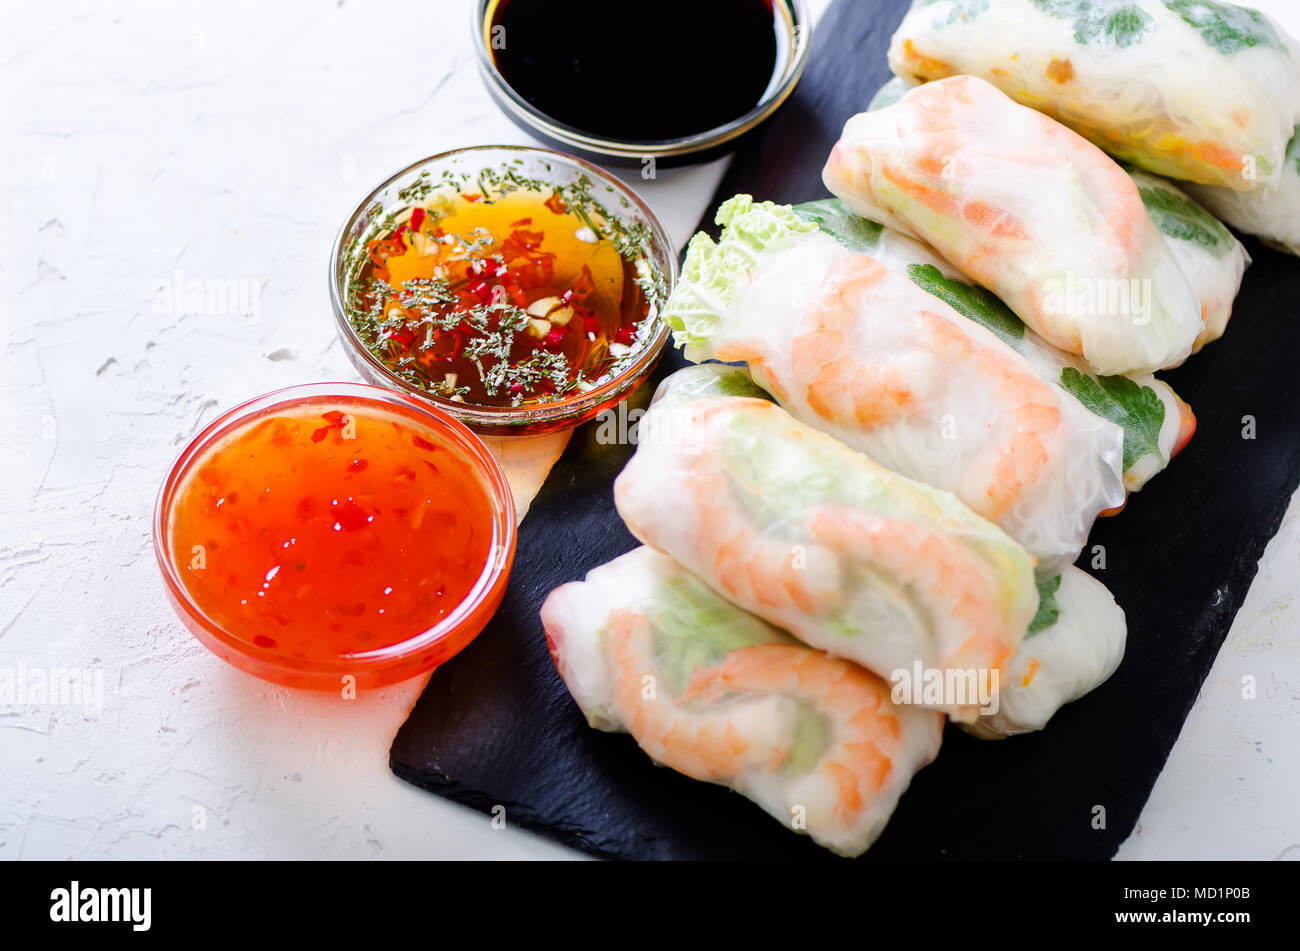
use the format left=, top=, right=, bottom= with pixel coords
left=153, top=382, right=517, bottom=691
left=471, top=0, right=812, bottom=166
left=329, top=145, right=678, bottom=436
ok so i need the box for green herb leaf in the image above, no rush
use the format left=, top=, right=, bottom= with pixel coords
left=906, top=263, right=1027, bottom=347
left=1137, top=182, right=1234, bottom=256
left=923, top=0, right=990, bottom=26
left=792, top=199, right=885, bottom=254
left=1029, top=0, right=1154, bottom=48
left=1161, top=0, right=1284, bottom=54
left=1059, top=367, right=1166, bottom=472
left=1027, top=574, right=1063, bottom=635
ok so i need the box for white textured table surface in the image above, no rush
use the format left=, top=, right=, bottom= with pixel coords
left=0, top=0, right=1295, bottom=861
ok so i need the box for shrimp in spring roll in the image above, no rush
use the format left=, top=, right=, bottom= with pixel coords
left=540, top=546, right=944, bottom=857
left=613, top=364, right=1041, bottom=721
left=823, top=75, right=1204, bottom=375
left=787, top=194, right=1198, bottom=494
left=666, top=195, right=1125, bottom=569
left=867, top=77, right=1250, bottom=350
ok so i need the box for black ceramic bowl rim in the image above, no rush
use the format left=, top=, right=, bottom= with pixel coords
left=472, top=0, right=812, bottom=163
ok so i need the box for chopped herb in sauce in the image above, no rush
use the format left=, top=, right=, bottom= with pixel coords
left=345, top=174, right=661, bottom=407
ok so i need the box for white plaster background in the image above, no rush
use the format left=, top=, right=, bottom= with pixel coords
left=0, top=0, right=1294, bottom=860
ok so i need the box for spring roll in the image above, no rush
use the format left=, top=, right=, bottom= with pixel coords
left=789, top=195, right=1196, bottom=494
left=1188, top=124, right=1300, bottom=257
left=868, top=76, right=1250, bottom=349
left=1124, top=166, right=1251, bottom=347
left=613, top=364, right=1041, bottom=721
left=667, top=195, right=1125, bottom=569
left=823, top=75, right=1204, bottom=375
left=887, top=0, right=1300, bottom=191
left=965, top=566, right=1127, bottom=739
left=541, top=546, right=944, bottom=857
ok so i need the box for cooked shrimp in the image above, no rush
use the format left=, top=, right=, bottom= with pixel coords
left=680, top=643, right=932, bottom=840
left=808, top=506, right=1018, bottom=686
left=623, top=399, right=846, bottom=617
left=824, top=74, right=1204, bottom=375
left=604, top=608, right=796, bottom=782
left=791, top=254, right=1064, bottom=521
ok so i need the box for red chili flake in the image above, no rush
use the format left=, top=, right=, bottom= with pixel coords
left=366, top=234, right=406, bottom=266
left=425, top=330, right=463, bottom=359
left=477, top=258, right=502, bottom=278
left=394, top=466, right=417, bottom=482
left=582, top=314, right=601, bottom=336
left=389, top=328, right=415, bottom=348
left=544, top=192, right=568, bottom=215
left=509, top=382, right=524, bottom=395
left=411, top=435, right=440, bottom=452
left=422, top=460, right=440, bottom=475
left=253, top=635, right=278, bottom=649
left=330, top=497, right=372, bottom=531
left=468, top=281, right=492, bottom=302
left=510, top=253, right=555, bottom=290
left=460, top=193, right=482, bottom=203
left=543, top=328, right=566, bottom=352
left=508, top=217, right=533, bottom=228
left=310, top=409, right=349, bottom=442
left=614, top=324, right=637, bottom=346
left=409, top=207, right=426, bottom=230
left=570, top=264, right=595, bottom=301
left=348, top=459, right=369, bottom=473
left=500, top=228, right=545, bottom=260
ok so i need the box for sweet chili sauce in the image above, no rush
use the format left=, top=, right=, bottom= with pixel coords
left=350, top=187, right=652, bottom=407
left=168, top=404, right=498, bottom=661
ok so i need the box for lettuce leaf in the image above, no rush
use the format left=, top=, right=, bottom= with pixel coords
left=664, top=195, right=817, bottom=361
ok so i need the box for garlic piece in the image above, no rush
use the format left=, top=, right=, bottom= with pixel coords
left=526, top=296, right=563, bottom=317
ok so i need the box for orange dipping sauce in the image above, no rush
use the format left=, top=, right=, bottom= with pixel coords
left=156, top=385, right=515, bottom=689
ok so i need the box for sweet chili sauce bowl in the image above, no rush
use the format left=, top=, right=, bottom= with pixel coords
left=154, top=382, right=516, bottom=691
left=328, top=145, right=678, bottom=437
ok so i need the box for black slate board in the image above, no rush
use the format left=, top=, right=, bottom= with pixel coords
left=390, top=0, right=1300, bottom=859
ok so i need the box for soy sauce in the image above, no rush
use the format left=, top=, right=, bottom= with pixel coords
left=489, top=0, right=782, bottom=142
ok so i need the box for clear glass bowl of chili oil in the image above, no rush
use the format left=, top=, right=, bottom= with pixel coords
left=329, top=146, right=677, bottom=437
left=154, top=383, right=516, bottom=691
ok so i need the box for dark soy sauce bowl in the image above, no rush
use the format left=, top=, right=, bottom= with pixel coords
left=472, top=0, right=812, bottom=168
